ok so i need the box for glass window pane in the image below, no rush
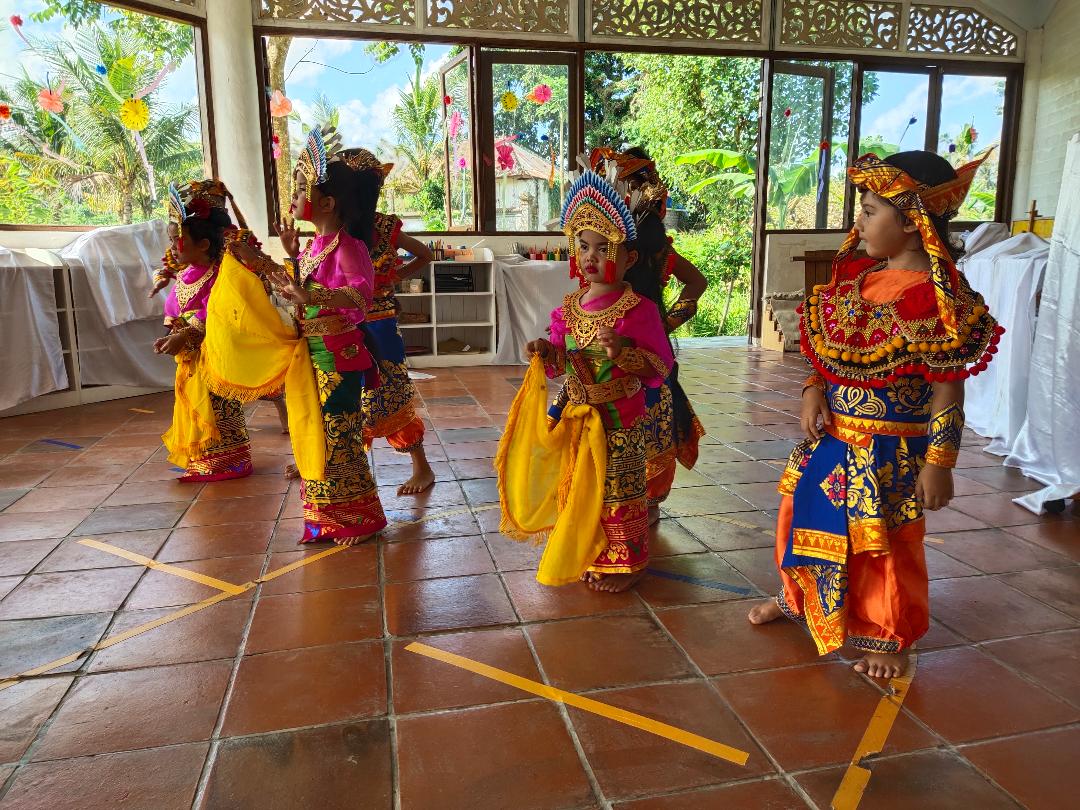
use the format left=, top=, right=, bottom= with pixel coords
left=767, top=61, right=853, bottom=230
left=859, top=70, right=930, bottom=155
left=442, top=58, right=474, bottom=230
left=265, top=37, right=460, bottom=231
left=491, top=59, right=569, bottom=232
left=1, top=2, right=204, bottom=226
left=938, top=74, right=1004, bottom=221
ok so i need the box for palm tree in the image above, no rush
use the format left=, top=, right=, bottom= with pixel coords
left=392, top=62, right=441, bottom=195
left=1, top=26, right=202, bottom=223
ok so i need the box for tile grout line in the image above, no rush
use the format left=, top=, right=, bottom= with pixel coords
left=188, top=485, right=286, bottom=809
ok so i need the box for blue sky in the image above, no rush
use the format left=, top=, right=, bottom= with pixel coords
left=862, top=70, right=1005, bottom=155
left=0, top=0, right=198, bottom=110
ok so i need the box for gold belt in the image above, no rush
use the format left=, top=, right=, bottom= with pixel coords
left=826, top=412, right=928, bottom=447
left=300, top=315, right=354, bottom=337
left=564, top=374, right=642, bottom=406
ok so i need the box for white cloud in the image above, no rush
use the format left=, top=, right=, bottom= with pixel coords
left=336, top=87, right=400, bottom=153
left=867, top=83, right=930, bottom=147
left=284, top=38, right=357, bottom=87
left=942, top=75, right=1001, bottom=105
left=421, top=52, right=452, bottom=83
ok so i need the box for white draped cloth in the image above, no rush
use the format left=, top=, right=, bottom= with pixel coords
left=960, top=233, right=1048, bottom=454
left=961, top=221, right=1011, bottom=256
left=60, top=221, right=174, bottom=388
left=0, top=248, right=68, bottom=411
left=1006, top=133, right=1080, bottom=513
left=494, top=256, right=578, bottom=365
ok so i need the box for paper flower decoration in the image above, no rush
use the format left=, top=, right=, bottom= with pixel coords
left=949, top=143, right=957, bottom=153
left=95, top=64, right=108, bottom=75
left=526, top=84, right=552, bottom=104
left=10, top=14, right=23, bottom=26
left=783, top=108, right=792, bottom=117
left=908, top=116, right=917, bottom=125
left=443, top=94, right=452, bottom=106
left=0, top=104, right=10, bottom=121
left=819, top=140, right=829, bottom=150
left=458, top=156, right=467, bottom=169
left=448, top=110, right=462, bottom=140
left=272, top=134, right=282, bottom=160
left=269, top=89, right=292, bottom=118
left=968, top=126, right=978, bottom=143
left=119, top=97, right=150, bottom=131
left=500, top=91, right=519, bottom=112
left=496, top=142, right=515, bottom=171
left=37, top=85, right=64, bottom=114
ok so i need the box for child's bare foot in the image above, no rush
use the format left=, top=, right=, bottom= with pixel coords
left=587, top=570, right=645, bottom=592
left=747, top=599, right=784, bottom=624
left=270, top=396, right=289, bottom=433
left=334, top=532, right=377, bottom=547
left=397, top=449, right=435, bottom=495
left=648, top=505, right=661, bottom=526
left=284, top=464, right=299, bottom=480
left=854, top=651, right=909, bottom=679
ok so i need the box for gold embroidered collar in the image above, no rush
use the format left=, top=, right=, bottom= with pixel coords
left=564, top=283, right=640, bottom=347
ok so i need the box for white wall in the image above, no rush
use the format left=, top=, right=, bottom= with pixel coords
left=763, top=232, right=844, bottom=296
left=1013, top=0, right=1080, bottom=218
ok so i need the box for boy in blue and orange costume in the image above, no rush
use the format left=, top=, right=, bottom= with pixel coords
left=748, top=150, right=1003, bottom=678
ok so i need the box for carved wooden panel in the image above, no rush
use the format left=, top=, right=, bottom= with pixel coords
left=426, top=0, right=570, bottom=34
left=259, top=0, right=414, bottom=26
left=908, top=4, right=1018, bottom=57
left=780, top=1, right=901, bottom=50
left=591, top=0, right=763, bottom=43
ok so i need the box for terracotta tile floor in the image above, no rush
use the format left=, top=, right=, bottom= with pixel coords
left=0, top=343, right=1077, bottom=808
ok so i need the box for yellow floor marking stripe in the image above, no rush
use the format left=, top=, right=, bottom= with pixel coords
left=128, top=408, right=155, bottom=414
left=78, top=539, right=248, bottom=595
left=831, top=654, right=919, bottom=810
left=406, top=641, right=750, bottom=766
left=256, top=545, right=347, bottom=582
left=924, top=536, right=944, bottom=545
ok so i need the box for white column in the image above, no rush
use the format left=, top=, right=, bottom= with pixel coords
left=204, top=0, right=269, bottom=239
left=1012, top=28, right=1042, bottom=221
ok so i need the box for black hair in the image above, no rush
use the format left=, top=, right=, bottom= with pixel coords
left=624, top=210, right=695, bottom=446
left=183, top=207, right=234, bottom=262
left=879, top=150, right=966, bottom=262
left=316, top=160, right=381, bottom=249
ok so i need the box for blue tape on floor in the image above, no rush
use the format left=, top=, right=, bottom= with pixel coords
left=646, top=567, right=758, bottom=596
left=40, top=439, right=82, bottom=450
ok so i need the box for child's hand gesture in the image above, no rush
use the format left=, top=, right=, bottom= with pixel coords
left=597, top=326, right=625, bottom=360
left=278, top=218, right=301, bottom=258
left=265, top=267, right=310, bottom=306
left=148, top=275, right=171, bottom=298
left=800, top=386, right=831, bottom=440
left=916, top=464, right=954, bottom=510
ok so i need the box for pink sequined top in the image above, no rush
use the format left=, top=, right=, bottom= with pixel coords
left=304, top=229, right=375, bottom=325
left=548, top=285, right=674, bottom=427
left=163, top=262, right=216, bottom=327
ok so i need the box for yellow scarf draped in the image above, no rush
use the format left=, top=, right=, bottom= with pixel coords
left=496, top=356, right=608, bottom=585
left=198, top=250, right=327, bottom=480
left=161, top=350, right=218, bottom=469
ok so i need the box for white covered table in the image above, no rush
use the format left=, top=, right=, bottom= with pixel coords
left=494, top=256, right=578, bottom=365
left=60, top=221, right=174, bottom=388
left=1006, top=133, right=1080, bottom=513
left=0, top=248, right=68, bottom=411
left=960, top=232, right=1048, bottom=454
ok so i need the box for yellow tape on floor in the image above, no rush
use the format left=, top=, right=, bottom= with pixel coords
left=78, top=539, right=249, bottom=595
left=831, top=654, right=919, bottom=810
left=406, top=641, right=750, bottom=766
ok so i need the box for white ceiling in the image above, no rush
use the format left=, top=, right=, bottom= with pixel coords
left=979, top=0, right=1061, bottom=30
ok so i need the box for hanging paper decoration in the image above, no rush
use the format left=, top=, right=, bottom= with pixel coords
left=783, top=108, right=792, bottom=117
left=500, top=91, right=519, bottom=112
left=120, top=97, right=150, bottom=131
left=132, top=130, right=156, bottom=199
left=443, top=94, right=452, bottom=106
left=0, top=104, right=10, bottom=121
left=9, top=14, right=31, bottom=48
left=269, top=89, right=292, bottom=118
left=948, top=143, right=957, bottom=153
left=541, top=134, right=555, bottom=189
left=458, top=156, right=467, bottom=170
left=448, top=110, right=462, bottom=141
left=526, top=84, right=552, bottom=105
left=37, top=82, right=65, bottom=114
left=272, top=134, right=282, bottom=160
left=95, top=64, right=107, bottom=76
left=134, top=61, right=176, bottom=100
left=495, top=136, right=517, bottom=171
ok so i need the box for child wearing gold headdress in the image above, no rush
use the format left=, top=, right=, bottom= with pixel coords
left=497, top=166, right=673, bottom=593
left=748, top=150, right=1003, bottom=678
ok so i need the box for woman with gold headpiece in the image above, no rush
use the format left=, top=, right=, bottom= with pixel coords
left=591, top=147, right=708, bottom=523
left=497, top=165, right=674, bottom=593
left=229, top=126, right=387, bottom=546
left=154, top=179, right=259, bottom=482
left=341, top=149, right=437, bottom=496
left=747, top=150, right=1002, bottom=679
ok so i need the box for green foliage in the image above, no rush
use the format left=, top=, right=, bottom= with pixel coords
left=32, top=1, right=194, bottom=62
left=0, top=19, right=203, bottom=225
left=669, top=226, right=753, bottom=337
